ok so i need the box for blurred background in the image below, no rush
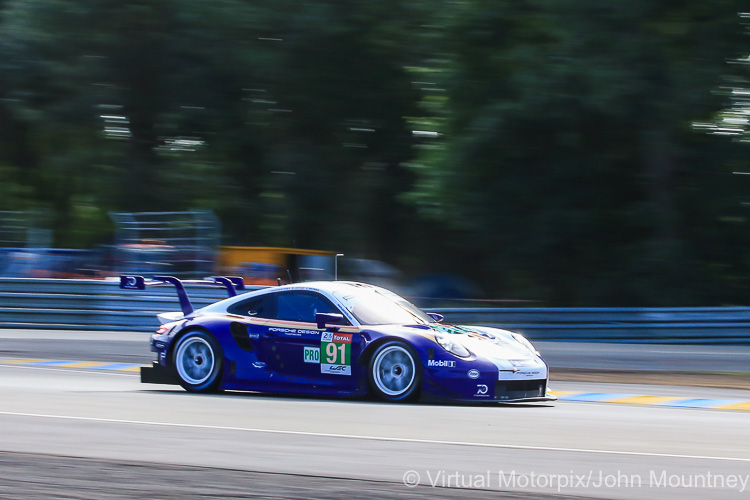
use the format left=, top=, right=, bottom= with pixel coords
left=1, top=0, right=750, bottom=307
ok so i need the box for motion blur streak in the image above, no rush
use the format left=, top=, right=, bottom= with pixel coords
left=1, top=2, right=750, bottom=306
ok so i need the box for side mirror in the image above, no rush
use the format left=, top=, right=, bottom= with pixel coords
left=316, top=312, right=344, bottom=330
left=427, top=312, right=444, bottom=323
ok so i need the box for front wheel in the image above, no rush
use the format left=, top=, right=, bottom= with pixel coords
left=368, top=341, right=422, bottom=402
left=173, top=331, right=223, bottom=393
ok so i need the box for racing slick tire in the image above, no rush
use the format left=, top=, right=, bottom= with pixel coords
left=173, top=331, right=223, bottom=393
left=368, top=341, right=422, bottom=402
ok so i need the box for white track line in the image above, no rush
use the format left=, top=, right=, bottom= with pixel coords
left=0, top=410, right=748, bottom=463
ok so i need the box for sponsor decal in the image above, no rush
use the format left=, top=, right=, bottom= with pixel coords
left=303, top=346, right=320, bottom=363
left=427, top=359, right=456, bottom=368
left=467, top=369, right=480, bottom=379
left=431, top=324, right=475, bottom=336
left=331, top=332, right=353, bottom=343
left=474, top=384, right=490, bottom=397
left=120, top=275, right=144, bottom=289
left=430, top=324, right=496, bottom=343
left=269, top=327, right=301, bottom=336
left=431, top=324, right=504, bottom=343
left=321, top=364, right=351, bottom=375
left=321, top=332, right=352, bottom=375
left=269, top=327, right=319, bottom=336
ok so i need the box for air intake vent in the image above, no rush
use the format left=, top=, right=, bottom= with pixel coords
left=230, top=322, right=254, bottom=352
left=494, top=379, right=546, bottom=400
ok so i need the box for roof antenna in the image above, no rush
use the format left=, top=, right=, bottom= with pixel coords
left=287, top=269, right=294, bottom=283
left=335, top=253, right=344, bottom=280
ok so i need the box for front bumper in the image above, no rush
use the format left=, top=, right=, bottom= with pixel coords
left=494, top=379, right=555, bottom=401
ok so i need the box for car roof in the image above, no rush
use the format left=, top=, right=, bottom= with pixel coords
left=195, top=280, right=385, bottom=325
left=199, top=281, right=378, bottom=313
left=276, top=281, right=377, bottom=293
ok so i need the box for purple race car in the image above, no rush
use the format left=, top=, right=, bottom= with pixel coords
left=123, top=276, right=555, bottom=403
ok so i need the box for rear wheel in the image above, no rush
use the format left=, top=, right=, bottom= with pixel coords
left=173, top=331, right=223, bottom=393
left=368, top=341, right=422, bottom=402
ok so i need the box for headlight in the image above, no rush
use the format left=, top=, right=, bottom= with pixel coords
left=435, top=334, right=470, bottom=358
left=511, top=332, right=539, bottom=356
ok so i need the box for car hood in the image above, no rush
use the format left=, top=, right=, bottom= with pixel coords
left=374, top=323, right=534, bottom=357
left=389, top=323, right=547, bottom=378
left=429, top=324, right=536, bottom=357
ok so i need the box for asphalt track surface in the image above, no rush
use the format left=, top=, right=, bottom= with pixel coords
left=1, top=330, right=750, bottom=499
left=3, top=329, right=750, bottom=371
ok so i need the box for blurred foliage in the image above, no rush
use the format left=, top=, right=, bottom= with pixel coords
left=1, top=0, right=750, bottom=305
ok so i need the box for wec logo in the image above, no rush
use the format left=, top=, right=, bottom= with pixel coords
left=321, top=364, right=351, bottom=375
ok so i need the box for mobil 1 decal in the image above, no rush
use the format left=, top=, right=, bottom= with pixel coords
left=321, top=331, right=352, bottom=375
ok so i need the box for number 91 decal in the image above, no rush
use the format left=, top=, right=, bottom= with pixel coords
left=321, top=332, right=353, bottom=375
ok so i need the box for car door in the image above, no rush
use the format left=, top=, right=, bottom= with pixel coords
left=251, top=290, right=357, bottom=384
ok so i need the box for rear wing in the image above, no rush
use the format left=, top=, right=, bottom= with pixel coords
left=119, top=275, right=245, bottom=316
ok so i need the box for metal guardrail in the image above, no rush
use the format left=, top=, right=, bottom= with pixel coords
left=434, top=307, right=750, bottom=343
left=0, top=278, right=265, bottom=331
left=1, top=278, right=750, bottom=343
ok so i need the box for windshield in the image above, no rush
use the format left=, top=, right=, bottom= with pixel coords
left=333, top=285, right=434, bottom=326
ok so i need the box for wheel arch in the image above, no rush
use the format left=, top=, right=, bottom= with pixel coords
left=359, top=331, right=431, bottom=367
left=359, top=336, right=401, bottom=367
left=167, top=325, right=215, bottom=367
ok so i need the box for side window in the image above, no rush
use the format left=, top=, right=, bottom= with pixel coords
left=275, top=291, right=347, bottom=324
left=228, top=294, right=277, bottom=318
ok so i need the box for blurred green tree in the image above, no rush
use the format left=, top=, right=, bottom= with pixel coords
left=1, top=0, right=750, bottom=305
left=0, top=0, right=422, bottom=256
left=406, top=0, right=750, bottom=305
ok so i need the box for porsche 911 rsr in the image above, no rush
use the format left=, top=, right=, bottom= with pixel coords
left=121, top=276, right=555, bottom=403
